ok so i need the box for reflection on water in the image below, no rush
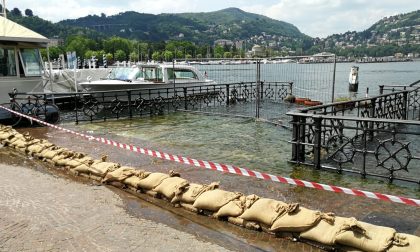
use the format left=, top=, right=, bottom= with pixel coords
left=70, top=111, right=420, bottom=199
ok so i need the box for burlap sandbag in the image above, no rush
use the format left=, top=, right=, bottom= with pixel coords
left=173, top=182, right=219, bottom=204
left=27, top=140, right=54, bottom=155
left=122, top=171, right=151, bottom=189
left=388, top=233, right=419, bottom=252
left=65, top=155, right=93, bottom=168
left=153, top=176, right=189, bottom=199
left=4, top=133, right=24, bottom=146
left=270, top=207, right=334, bottom=233
left=102, top=166, right=137, bottom=183
left=335, top=220, right=396, bottom=252
left=239, top=198, right=292, bottom=226
left=72, top=163, right=91, bottom=175
left=214, top=194, right=259, bottom=218
left=39, top=146, right=67, bottom=159
left=89, top=160, right=120, bottom=177
left=0, top=127, right=16, bottom=140
left=300, top=216, right=353, bottom=245
left=52, top=151, right=75, bottom=166
left=136, top=172, right=170, bottom=190
left=193, top=189, right=243, bottom=212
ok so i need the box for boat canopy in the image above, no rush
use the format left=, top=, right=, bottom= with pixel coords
left=0, top=16, right=49, bottom=46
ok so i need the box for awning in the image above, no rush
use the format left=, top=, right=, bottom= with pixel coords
left=0, top=16, right=49, bottom=46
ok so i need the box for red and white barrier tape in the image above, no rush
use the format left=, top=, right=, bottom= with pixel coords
left=1, top=105, right=419, bottom=207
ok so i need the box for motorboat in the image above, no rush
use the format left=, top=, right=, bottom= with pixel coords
left=78, top=64, right=216, bottom=92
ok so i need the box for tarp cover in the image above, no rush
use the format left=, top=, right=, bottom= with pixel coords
left=0, top=16, right=49, bottom=44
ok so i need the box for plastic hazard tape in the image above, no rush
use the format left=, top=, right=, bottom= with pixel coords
left=1, top=104, right=419, bottom=207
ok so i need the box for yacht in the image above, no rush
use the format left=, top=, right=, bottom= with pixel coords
left=78, top=64, right=216, bottom=92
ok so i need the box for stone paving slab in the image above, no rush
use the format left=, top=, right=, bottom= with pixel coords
left=0, top=163, right=230, bottom=252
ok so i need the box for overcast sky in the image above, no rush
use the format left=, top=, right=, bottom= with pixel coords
left=5, top=0, right=420, bottom=38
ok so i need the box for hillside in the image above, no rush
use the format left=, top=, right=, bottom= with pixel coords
left=315, top=10, right=420, bottom=55
left=58, top=8, right=307, bottom=44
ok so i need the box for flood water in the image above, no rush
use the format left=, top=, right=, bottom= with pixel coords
left=67, top=111, right=420, bottom=200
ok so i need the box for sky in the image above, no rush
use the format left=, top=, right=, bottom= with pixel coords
left=5, top=0, right=420, bottom=38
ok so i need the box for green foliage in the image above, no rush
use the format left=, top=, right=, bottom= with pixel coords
left=115, top=50, right=126, bottom=61
left=25, top=9, right=33, bottom=17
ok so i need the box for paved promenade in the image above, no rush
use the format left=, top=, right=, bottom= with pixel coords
left=0, top=163, right=229, bottom=252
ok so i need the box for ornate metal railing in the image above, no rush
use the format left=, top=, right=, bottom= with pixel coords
left=7, top=81, right=292, bottom=123
left=287, top=86, right=420, bottom=184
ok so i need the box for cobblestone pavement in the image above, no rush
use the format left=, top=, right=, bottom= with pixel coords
left=0, top=163, right=230, bottom=252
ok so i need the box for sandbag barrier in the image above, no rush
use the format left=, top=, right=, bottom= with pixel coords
left=1, top=105, right=419, bottom=207
left=0, top=125, right=419, bottom=252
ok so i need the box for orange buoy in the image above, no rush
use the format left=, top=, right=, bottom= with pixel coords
left=295, top=97, right=310, bottom=104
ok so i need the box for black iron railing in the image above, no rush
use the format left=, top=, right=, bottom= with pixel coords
left=287, top=85, right=420, bottom=184
left=7, top=81, right=292, bottom=123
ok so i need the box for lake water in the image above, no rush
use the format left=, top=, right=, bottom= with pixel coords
left=198, top=61, right=420, bottom=102
left=64, top=61, right=420, bottom=199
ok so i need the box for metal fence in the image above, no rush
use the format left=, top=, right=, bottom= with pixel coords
left=6, top=81, right=292, bottom=124
left=287, top=85, right=420, bottom=184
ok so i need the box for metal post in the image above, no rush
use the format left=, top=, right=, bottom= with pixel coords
left=256, top=59, right=260, bottom=119
left=313, top=116, right=322, bottom=169
left=128, top=91, right=132, bottom=119
left=331, top=54, right=337, bottom=103
left=402, top=91, right=408, bottom=120
left=226, top=84, right=230, bottom=106
left=379, top=85, right=384, bottom=95
left=183, top=87, right=188, bottom=110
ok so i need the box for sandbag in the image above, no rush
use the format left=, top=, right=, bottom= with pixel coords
left=65, top=155, right=93, bottom=168
left=214, top=194, right=259, bottom=218
left=89, top=160, right=119, bottom=177
left=122, top=171, right=151, bottom=189
left=27, top=140, right=54, bottom=154
left=300, top=216, right=353, bottom=245
left=52, top=151, right=75, bottom=166
left=173, top=182, right=219, bottom=204
left=72, top=163, right=91, bottom=175
left=153, top=176, right=189, bottom=199
left=102, top=166, right=137, bottom=183
left=136, top=172, right=169, bottom=190
left=335, top=220, right=396, bottom=252
left=39, top=146, right=67, bottom=159
left=214, top=197, right=245, bottom=218
left=239, top=198, right=291, bottom=226
left=270, top=207, right=334, bottom=233
left=0, top=127, right=16, bottom=140
left=388, top=233, right=420, bottom=252
left=227, top=217, right=261, bottom=231
left=193, top=189, right=242, bottom=212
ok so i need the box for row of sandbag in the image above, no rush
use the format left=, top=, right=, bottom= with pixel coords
left=0, top=125, right=418, bottom=252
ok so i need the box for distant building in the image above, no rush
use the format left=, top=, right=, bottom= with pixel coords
left=214, top=39, right=233, bottom=46
left=251, top=45, right=265, bottom=57
left=48, top=38, right=64, bottom=47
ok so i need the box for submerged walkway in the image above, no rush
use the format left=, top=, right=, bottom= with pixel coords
left=0, top=163, right=229, bottom=252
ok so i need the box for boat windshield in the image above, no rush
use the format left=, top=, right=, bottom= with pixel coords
left=141, top=67, right=163, bottom=82
left=108, top=67, right=143, bottom=81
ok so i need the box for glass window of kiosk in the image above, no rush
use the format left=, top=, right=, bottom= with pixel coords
left=19, top=48, right=43, bottom=76
left=0, top=47, right=17, bottom=77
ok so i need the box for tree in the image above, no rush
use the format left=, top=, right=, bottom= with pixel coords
left=152, top=51, right=161, bottom=61
left=11, top=8, right=22, bottom=16
left=129, top=52, right=138, bottom=61
left=162, top=50, right=174, bottom=62
left=25, top=9, right=33, bottom=17
left=115, top=50, right=126, bottom=61
left=223, top=52, right=232, bottom=58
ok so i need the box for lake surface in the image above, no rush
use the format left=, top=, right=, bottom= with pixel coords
left=63, top=61, right=420, bottom=199
left=198, top=60, right=420, bottom=102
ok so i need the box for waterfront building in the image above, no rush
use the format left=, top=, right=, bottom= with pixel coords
left=0, top=15, right=48, bottom=102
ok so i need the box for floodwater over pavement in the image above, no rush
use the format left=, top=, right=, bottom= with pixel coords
left=15, top=111, right=419, bottom=239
